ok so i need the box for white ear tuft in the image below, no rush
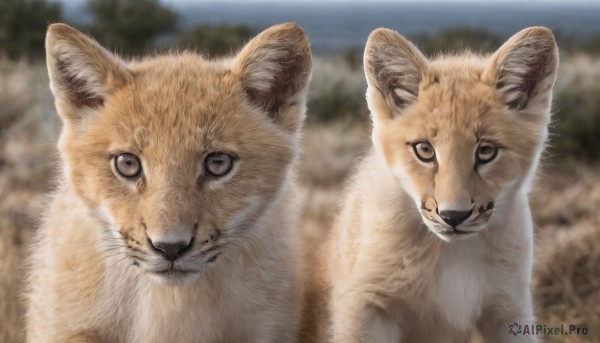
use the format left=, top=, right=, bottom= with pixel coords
left=364, top=28, right=428, bottom=118
left=484, top=27, right=558, bottom=111
left=45, top=23, right=130, bottom=117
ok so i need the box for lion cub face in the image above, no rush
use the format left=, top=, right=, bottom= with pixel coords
left=364, top=27, right=557, bottom=241
left=46, top=23, right=311, bottom=282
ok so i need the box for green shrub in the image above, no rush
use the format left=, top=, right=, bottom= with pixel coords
left=0, top=0, right=62, bottom=60
left=85, top=0, right=177, bottom=56
left=175, top=24, right=253, bottom=57
left=582, top=34, right=600, bottom=56
left=413, top=27, right=502, bottom=56
left=551, top=83, right=600, bottom=163
left=307, top=58, right=368, bottom=123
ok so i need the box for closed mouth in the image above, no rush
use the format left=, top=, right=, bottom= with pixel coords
left=150, top=251, right=221, bottom=276
left=439, top=228, right=476, bottom=235
left=153, top=268, right=196, bottom=276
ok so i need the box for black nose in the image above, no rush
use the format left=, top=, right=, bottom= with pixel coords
left=149, top=238, right=194, bottom=261
left=439, top=209, right=472, bottom=228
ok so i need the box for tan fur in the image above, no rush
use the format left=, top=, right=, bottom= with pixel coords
left=304, top=27, right=558, bottom=342
left=26, top=23, right=311, bottom=342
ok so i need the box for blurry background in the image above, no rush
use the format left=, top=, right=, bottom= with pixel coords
left=1, top=0, right=599, bottom=342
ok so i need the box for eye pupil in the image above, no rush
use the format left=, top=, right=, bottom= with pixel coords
left=115, top=153, right=141, bottom=178
left=477, top=143, right=498, bottom=164
left=205, top=153, right=234, bottom=177
left=413, top=142, right=435, bottom=163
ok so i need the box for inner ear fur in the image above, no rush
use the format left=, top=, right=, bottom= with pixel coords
left=364, top=28, right=428, bottom=118
left=484, top=26, right=558, bottom=111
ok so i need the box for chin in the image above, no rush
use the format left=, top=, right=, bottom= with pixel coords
left=424, top=220, right=485, bottom=243
left=147, top=269, right=202, bottom=286
left=432, top=229, right=478, bottom=243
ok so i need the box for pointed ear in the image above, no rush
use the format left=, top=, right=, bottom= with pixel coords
left=233, top=23, right=312, bottom=131
left=483, top=27, right=558, bottom=111
left=364, top=28, right=427, bottom=120
left=45, top=23, right=131, bottom=121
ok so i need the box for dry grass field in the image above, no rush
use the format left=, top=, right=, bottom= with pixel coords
left=1, top=56, right=599, bottom=342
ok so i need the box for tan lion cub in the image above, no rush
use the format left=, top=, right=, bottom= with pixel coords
left=305, top=27, right=558, bottom=342
left=26, top=23, right=311, bottom=342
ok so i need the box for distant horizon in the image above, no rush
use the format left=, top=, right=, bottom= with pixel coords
left=55, top=0, right=600, bottom=52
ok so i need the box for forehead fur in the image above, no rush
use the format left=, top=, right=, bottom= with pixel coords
left=400, top=55, right=497, bottom=140
left=125, top=53, right=242, bottom=128
left=427, top=54, right=488, bottom=82
left=129, top=53, right=235, bottom=102
left=400, top=53, right=545, bottom=145
left=88, top=52, right=292, bottom=160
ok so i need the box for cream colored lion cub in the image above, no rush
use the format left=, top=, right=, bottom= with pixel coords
left=306, top=27, right=558, bottom=342
left=26, top=23, right=311, bottom=342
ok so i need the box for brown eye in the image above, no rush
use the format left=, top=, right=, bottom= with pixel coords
left=413, top=142, right=436, bottom=162
left=115, top=153, right=141, bottom=178
left=205, top=153, right=234, bottom=177
left=476, top=143, right=498, bottom=164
